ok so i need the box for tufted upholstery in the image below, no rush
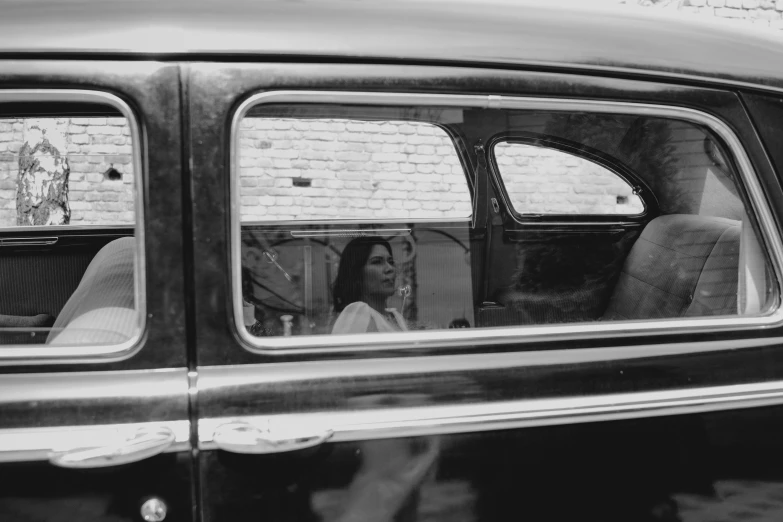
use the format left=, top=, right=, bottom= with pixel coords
left=603, top=214, right=740, bottom=321
left=46, top=237, right=137, bottom=345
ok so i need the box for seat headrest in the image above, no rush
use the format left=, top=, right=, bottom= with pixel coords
left=47, top=237, right=136, bottom=345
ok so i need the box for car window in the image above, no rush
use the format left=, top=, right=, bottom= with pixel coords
left=233, top=100, right=779, bottom=348
left=238, top=117, right=471, bottom=221
left=1, top=116, right=134, bottom=226
left=0, top=100, right=142, bottom=352
left=493, top=142, right=644, bottom=216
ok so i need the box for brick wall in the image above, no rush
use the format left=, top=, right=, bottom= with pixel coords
left=496, top=143, right=644, bottom=215
left=238, top=118, right=640, bottom=221
left=0, top=119, right=24, bottom=226
left=627, top=0, right=783, bottom=28
left=0, top=117, right=134, bottom=227
left=0, top=115, right=658, bottom=226
left=239, top=119, right=474, bottom=221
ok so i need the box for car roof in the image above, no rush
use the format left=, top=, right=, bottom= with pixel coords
left=5, top=0, right=783, bottom=93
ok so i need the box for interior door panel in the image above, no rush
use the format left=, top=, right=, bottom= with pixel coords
left=478, top=221, right=643, bottom=326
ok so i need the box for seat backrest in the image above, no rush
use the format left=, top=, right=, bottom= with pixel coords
left=603, top=214, right=740, bottom=321
left=46, top=237, right=136, bottom=345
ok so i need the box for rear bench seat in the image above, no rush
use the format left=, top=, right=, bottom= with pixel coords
left=46, top=237, right=136, bottom=345
left=603, top=214, right=740, bottom=321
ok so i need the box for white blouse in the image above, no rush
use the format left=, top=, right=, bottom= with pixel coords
left=332, top=302, right=407, bottom=334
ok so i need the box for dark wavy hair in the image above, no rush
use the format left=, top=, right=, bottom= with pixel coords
left=332, top=237, right=394, bottom=312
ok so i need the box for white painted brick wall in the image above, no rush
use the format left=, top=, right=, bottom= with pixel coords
left=239, top=119, right=472, bottom=220
left=629, top=0, right=783, bottom=29
left=239, top=118, right=639, bottom=221
left=0, top=117, right=134, bottom=227
left=0, top=119, right=24, bottom=226
left=495, top=143, right=644, bottom=215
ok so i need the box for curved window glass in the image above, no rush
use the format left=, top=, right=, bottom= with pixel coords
left=493, top=142, right=644, bottom=216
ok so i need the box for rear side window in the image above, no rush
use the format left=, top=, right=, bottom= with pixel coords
left=493, top=142, right=644, bottom=216
left=232, top=97, right=780, bottom=350
left=0, top=97, right=142, bottom=354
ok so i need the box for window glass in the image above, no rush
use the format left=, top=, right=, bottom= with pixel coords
left=493, top=142, right=644, bottom=215
left=0, top=108, right=140, bottom=349
left=0, top=117, right=134, bottom=226
left=239, top=110, right=472, bottom=336
left=236, top=104, right=778, bottom=343
left=238, top=118, right=471, bottom=221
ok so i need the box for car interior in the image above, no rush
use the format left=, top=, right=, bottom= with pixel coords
left=238, top=105, right=777, bottom=338
left=0, top=103, right=137, bottom=346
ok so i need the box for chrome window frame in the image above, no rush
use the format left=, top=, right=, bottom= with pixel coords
left=231, top=91, right=783, bottom=355
left=0, top=90, right=146, bottom=365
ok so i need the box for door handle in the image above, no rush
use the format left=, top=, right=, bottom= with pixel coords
left=212, top=420, right=333, bottom=454
left=48, top=426, right=175, bottom=469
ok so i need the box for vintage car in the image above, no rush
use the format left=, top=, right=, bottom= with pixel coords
left=3, top=0, right=783, bottom=520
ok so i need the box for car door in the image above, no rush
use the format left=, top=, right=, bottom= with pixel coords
left=188, top=62, right=783, bottom=522
left=0, top=61, right=194, bottom=521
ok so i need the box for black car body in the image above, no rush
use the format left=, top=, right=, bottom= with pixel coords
left=3, top=1, right=783, bottom=521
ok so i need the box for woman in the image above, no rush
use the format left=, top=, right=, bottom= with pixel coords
left=332, top=237, right=407, bottom=334
left=329, top=238, right=439, bottom=522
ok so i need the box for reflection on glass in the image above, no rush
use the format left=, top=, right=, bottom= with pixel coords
left=241, top=226, right=474, bottom=337
left=334, top=436, right=440, bottom=522
left=313, top=394, right=444, bottom=522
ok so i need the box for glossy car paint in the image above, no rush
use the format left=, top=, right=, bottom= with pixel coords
left=2, top=0, right=783, bottom=91
left=186, top=63, right=783, bottom=520
left=2, top=1, right=783, bottom=521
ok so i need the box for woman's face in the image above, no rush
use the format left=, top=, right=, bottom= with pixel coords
left=362, top=244, right=397, bottom=300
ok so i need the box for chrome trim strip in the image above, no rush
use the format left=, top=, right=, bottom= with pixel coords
left=0, top=420, right=190, bottom=463
left=0, top=90, right=146, bottom=365
left=0, top=368, right=188, bottom=405
left=187, top=369, right=199, bottom=453
left=499, top=221, right=639, bottom=227
left=0, top=236, right=58, bottom=246
left=0, top=224, right=134, bottom=233
left=231, top=91, right=783, bottom=354
left=197, top=338, right=780, bottom=387
left=243, top=217, right=469, bottom=227
left=289, top=228, right=411, bottom=238
left=199, top=379, right=783, bottom=447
